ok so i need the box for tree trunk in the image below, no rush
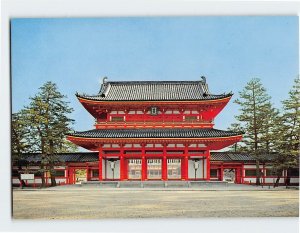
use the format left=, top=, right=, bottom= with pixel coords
left=39, top=130, right=46, bottom=188
left=40, top=164, right=46, bottom=188
left=252, top=87, right=260, bottom=186
left=49, top=139, right=57, bottom=187
left=17, top=166, right=27, bottom=188
left=255, top=159, right=261, bottom=185
left=50, top=172, right=57, bottom=187
left=274, top=176, right=280, bottom=187
left=285, top=169, right=291, bottom=186
left=274, top=170, right=283, bottom=187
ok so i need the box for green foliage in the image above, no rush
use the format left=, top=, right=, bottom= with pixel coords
left=233, top=78, right=280, bottom=184
left=12, top=111, right=30, bottom=158
left=12, top=81, right=78, bottom=187
left=232, top=76, right=300, bottom=184
left=272, top=77, right=300, bottom=172
left=227, top=123, right=246, bottom=152
left=233, top=78, right=279, bottom=153
left=23, top=82, right=76, bottom=154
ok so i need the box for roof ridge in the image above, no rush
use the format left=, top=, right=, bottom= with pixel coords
left=107, top=80, right=204, bottom=84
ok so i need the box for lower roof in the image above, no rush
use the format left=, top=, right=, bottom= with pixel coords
left=68, top=128, right=241, bottom=139
left=16, top=152, right=271, bottom=163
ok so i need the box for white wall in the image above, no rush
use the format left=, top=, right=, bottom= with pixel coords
left=188, top=159, right=206, bottom=179
left=104, top=160, right=120, bottom=179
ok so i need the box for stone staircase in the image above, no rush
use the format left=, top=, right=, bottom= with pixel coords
left=79, top=181, right=118, bottom=188
left=189, top=180, right=228, bottom=188
left=79, top=180, right=228, bottom=188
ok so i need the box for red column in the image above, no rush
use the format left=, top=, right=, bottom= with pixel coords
left=206, top=150, right=211, bottom=181
left=68, top=168, right=73, bottom=184
left=98, top=146, right=103, bottom=181
left=140, top=143, right=146, bottom=180
left=162, top=143, right=167, bottom=180
left=241, top=163, right=244, bottom=183
left=120, top=144, right=126, bottom=180
left=141, top=156, right=147, bottom=181
left=86, top=163, right=90, bottom=181
left=120, top=156, right=125, bottom=180
left=181, top=144, right=189, bottom=180
left=45, top=170, right=48, bottom=186
left=263, top=163, right=266, bottom=184
left=162, top=156, right=167, bottom=180
left=65, top=166, right=69, bottom=184
left=181, top=156, right=188, bottom=180
left=220, top=163, right=224, bottom=181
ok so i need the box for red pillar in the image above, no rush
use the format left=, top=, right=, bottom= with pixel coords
left=69, top=168, right=73, bottom=184
left=120, top=156, right=125, bottom=180
left=98, top=146, right=103, bottom=181
left=141, top=143, right=146, bottom=180
left=120, top=144, right=126, bottom=180
left=65, top=166, right=69, bottom=184
left=182, top=144, right=189, bottom=180
left=181, top=156, right=188, bottom=180
left=220, top=163, right=224, bottom=181
left=241, top=163, right=244, bottom=183
left=86, top=163, right=90, bottom=181
left=141, top=156, right=147, bottom=181
left=162, top=143, right=167, bottom=180
left=206, top=150, right=211, bottom=181
left=162, top=156, right=167, bottom=180
left=263, top=163, right=266, bottom=185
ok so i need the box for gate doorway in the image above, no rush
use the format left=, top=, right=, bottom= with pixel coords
left=223, top=169, right=235, bottom=183
left=222, top=168, right=242, bottom=184
left=75, top=169, right=87, bottom=183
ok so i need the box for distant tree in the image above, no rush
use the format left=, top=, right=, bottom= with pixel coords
left=260, top=102, right=280, bottom=154
left=23, top=82, right=77, bottom=187
left=272, top=77, right=300, bottom=186
left=234, top=78, right=279, bottom=185
left=227, top=123, right=245, bottom=152
left=12, top=111, right=32, bottom=187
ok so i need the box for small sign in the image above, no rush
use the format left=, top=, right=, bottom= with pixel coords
left=21, top=174, right=34, bottom=180
left=150, top=106, right=158, bottom=115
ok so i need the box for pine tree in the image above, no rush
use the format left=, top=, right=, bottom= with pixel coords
left=12, top=110, right=32, bottom=187
left=260, top=102, right=280, bottom=154
left=234, top=78, right=279, bottom=185
left=227, top=123, right=246, bottom=152
left=23, top=82, right=77, bottom=187
left=272, top=77, right=300, bottom=186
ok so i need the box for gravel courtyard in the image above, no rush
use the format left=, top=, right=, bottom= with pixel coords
left=13, top=187, right=299, bottom=219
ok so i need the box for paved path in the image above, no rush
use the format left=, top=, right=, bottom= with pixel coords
left=13, top=186, right=299, bottom=219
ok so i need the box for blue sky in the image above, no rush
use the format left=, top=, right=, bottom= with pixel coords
left=11, top=16, right=299, bottom=133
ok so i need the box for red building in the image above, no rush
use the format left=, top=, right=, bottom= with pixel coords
left=12, top=78, right=299, bottom=187
left=67, top=78, right=243, bottom=182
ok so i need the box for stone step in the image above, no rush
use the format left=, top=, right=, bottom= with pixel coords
left=165, top=181, right=189, bottom=188
left=80, top=181, right=118, bottom=187
left=189, top=181, right=228, bottom=187
left=118, top=181, right=142, bottom=188
left=79, top=180, right=229, bottom=188
left=142, top=181, right=165, bottom=188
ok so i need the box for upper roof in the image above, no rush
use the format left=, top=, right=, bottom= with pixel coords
left=68, top=128, right=241, bottom=139
left=76, top=79, right=233, bottom=102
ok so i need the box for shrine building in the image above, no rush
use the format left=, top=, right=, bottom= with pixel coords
left=12, top=77, right=299, bottom=187
left=66, top=77, right=243, bottom=182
